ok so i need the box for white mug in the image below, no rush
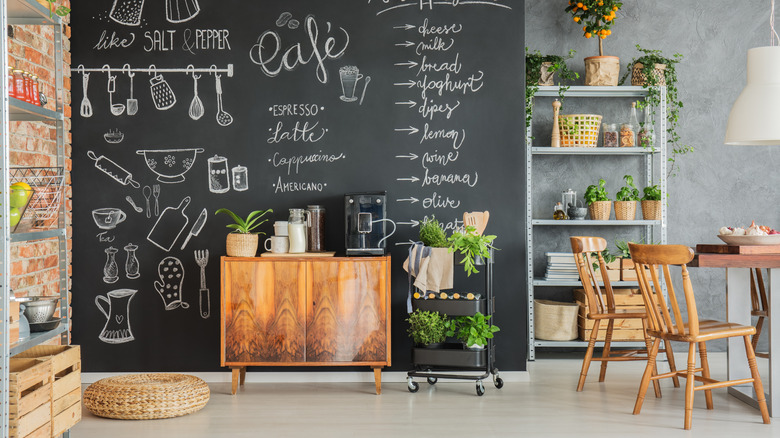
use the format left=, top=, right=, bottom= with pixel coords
left=265, top=236, right=289, bottom=254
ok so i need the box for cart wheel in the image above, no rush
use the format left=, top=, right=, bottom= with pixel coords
left=476, top=381, right=485, bottom=396
left=427, top=377, right=438, bottom=385
left=407, top=378, right=419, bottom=393
left=494, top=377, right=504, bottom=389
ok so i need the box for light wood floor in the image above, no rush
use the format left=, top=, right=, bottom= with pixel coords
left=72, top=353, right=779, bottom=437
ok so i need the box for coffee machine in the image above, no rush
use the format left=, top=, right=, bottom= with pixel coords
left=345, top=192, right=396, bottom=256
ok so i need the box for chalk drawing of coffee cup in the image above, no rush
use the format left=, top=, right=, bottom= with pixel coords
left=339, top=66, right=363, bottom=102
left=92, top=208, right=127, bottom=230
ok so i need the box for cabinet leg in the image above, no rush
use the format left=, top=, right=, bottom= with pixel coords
left=372, top=367, right=382, bottom=395
left=239, top=366, right=246, bottom=385
left=231, top=367, right=243, bottom=395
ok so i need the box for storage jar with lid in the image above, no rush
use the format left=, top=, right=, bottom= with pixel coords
left=602, top=123, right=618, bottom=147
left=306, top=205, right=326, bottom=252
left=288, top=208, right=307, bottom=253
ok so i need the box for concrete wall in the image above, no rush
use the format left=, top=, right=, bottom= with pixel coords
left=526, top=0, right=778, bottom=351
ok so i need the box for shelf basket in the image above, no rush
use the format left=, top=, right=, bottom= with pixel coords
left=558, top=114, right=602, bottom=147
left=9, top=167, right=65, bottom=230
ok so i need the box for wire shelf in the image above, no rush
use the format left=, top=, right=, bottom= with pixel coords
left=9, top=167, right=65, bottom=230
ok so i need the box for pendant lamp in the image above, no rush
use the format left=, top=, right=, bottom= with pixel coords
left=724, top=0, right=780, bottom=145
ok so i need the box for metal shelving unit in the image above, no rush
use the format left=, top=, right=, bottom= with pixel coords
left=526, top=85, right=667, bottom=361
left=2, top=1, right=68, bottom=436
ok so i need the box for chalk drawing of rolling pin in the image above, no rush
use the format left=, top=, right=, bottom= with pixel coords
left=87, top=151, right=141, bottom=188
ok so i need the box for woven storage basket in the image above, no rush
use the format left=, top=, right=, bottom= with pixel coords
left=631, top=62, right=667, bottom=86
left=588, top=201, right=612, bottom=220
left=534, top=299, right=578, bottom=341
left=559, top=114, right=602, bottom=147
left=226, top=233, right=258, bottom=257
left=614, top=201, right=637, bottom=220
left=641, top=200, right=662, bottom=220
left=83, top=374, right=210, bottom=420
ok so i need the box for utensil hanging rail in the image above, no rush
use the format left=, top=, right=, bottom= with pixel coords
left=76, top=64, right=234, bottom=77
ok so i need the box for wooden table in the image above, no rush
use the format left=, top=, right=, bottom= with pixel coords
left=691, top=249, right=780, bottom=417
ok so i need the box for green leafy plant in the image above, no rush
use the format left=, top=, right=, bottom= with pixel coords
left=406, top=309, right=448, bottom=346
left=591, top=248, right=617, bottom=271
left=619, top=45, right=692, bottom=177
left=641, top=184, right=662, bottom=201
left=418, top=216, right=449, bottom=248
left=448, top=225, right=497, bottom=276
left=584, top=179, right=609, bottom=204
left=566, top=1, right=623, bottom=56
left=614, top=239, right=631, bottom=259
left=215, top=208, right=273, bottom=234
left=452, top=312, right=500, bottom=348
left=46, top=0, right=70, bottom=18
left=615, top=175, right=640, bottom=201
left=525, top=48, right=580, bottom=131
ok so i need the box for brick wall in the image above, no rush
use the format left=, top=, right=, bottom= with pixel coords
left=7, top=2, right=71, bottom=323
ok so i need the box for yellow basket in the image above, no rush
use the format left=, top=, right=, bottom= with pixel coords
left=559, top=114, right=602, bottom=147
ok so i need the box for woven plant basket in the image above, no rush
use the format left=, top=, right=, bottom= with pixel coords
left=226, top=233, right=259, bottom=257
left=83, top=373, right=210, bottom=420
left=641, top=200, right=662, bottom=220
left=584, top=56, right=620, bottom=86
left=614, top=201, right=637, bottom=220
left=559, top=114, right=602, bottom=147
left=534, top=299, right=578, bottom=341
left=631, top=62, right=667, bottom=86
left=588, top=201, right=612, bottom=220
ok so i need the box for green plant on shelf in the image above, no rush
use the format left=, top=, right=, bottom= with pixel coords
left=449, top=312, right=500, bottom=348
left=615, top=175, right=640, bottom=201
left=448, top=225, right=497, bottom=277
left=418, top=216, right=449, bottom=248
left=641, top=184, right=662, bottom=201
left=525, top=48, right=579, bottom=131
left=406, top=309, right=448, bottom=346
left=584, top=178, right=609, bottom=204
left=215, top=208, right=273, bottom=234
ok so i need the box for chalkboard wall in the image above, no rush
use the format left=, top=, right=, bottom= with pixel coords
left=71, top=0, right=526, bottom=372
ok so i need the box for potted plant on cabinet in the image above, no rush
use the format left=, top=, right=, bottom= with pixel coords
left=450, top=312, right=500, bottom=350
left=614, top=174, right=640, bottom=220
left=215, top=208, right=273, bottom=257
left=525, top=49, right=580, bottom=130
left=641, top=184, right=662, bottom=220
left=566, top=0, right=623, bottom=86
left=584, top=178, right=612, bottom=220
left=448, top=225, right=497, bottom=277
left=407, top=309, right=448, bottom=348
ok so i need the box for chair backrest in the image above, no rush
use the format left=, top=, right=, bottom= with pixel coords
left=570, top=236, right=614, bottom=316
left=463, top=211, right=489, bottom=236
left=629, top=243, right=697, bottom=337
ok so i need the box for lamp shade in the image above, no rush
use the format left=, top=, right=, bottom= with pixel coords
left=725, top=46, right=780, bottom=145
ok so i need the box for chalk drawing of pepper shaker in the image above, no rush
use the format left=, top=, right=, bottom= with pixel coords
left=103, top=247, right=119, bottom=284
left=110, top=0, right=145, bottom=26
left=124, top=243, right=140, bottom=279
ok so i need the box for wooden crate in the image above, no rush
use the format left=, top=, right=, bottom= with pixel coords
left=577, top=314, right=645, bottom=330
left=574, top=288, right=648, bottom=307
left=9, top=299, right=20, bottom=343
left=14, top=346, right=81, bottom=437
left=9, top=358, right=52, bottom=438
left=578, top=325, right=646, bottom=341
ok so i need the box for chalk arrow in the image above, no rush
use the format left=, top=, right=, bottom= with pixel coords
left=396, top=220, right=421, bottom=228
left=393, top=80, right=416, bottom=88
left=394, top=60, right=419, bottom=69
left=395, top=240, right=417, bottom=246
left=396, top=197, right=420, bottom=204
left=394, top=126, right=419, bottom=135
left=395, top=100, right=417, bottom=108
left=395, top=41, right=415, bottom=48
left=395, top=153, right=419, bottom=160
left=393, top=24, right=415, bottom=31
left=396, top=176, right=420, bottom=183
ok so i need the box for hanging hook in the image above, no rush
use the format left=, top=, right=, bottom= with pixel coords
left=148, top=64, right=157, bottom=77
left=77, top=64, right=86, bottom=75
left=187, top=64, right=200, bottom=80
left=122, top=63, right=134, bottom=78
left=209, top=64, right=219, bottom=77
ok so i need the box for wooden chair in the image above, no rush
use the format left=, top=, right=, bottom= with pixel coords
left=629, top=243, right=770, bottom=430
left=570, top=236, right=678, bottom=393
left=750, top=268, right=769, bottom=359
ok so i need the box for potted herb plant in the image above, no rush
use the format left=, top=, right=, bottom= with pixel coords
left=448, top=225, right=497, bottom=277
left=566, top=0, right=623, bottom=86
left=525, top=49, right=580, bottom=130
left=614, top=174, right=640, bottom=220
left=620, top=45, right=692, bottom=177
left=641, top=184, right=662, bottom=221
left=584, top=178, right=612, bottom=220
left=451, top=312, right=500, bottom=350
left=215, top=208, right=273, bottom=257
left=404, top=216, right=454, bottom=293
left=406, top=309, right=448, bottom=348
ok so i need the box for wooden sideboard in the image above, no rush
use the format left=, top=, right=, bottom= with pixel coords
left=220, top=255, right=391, bottom=394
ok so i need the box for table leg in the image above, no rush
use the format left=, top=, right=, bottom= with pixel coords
left=768, top=268, right=780, bottom=416
left=727, top=268, right=752, bottom=387
left=372, top=367, right=382, bottom=395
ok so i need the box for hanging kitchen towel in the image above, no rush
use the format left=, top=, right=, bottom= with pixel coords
left=403, top=242, right=430, bottom=313
left=403, top=244, right=454, bottom=312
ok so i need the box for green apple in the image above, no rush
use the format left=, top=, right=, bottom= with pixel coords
left=9, top=187, right=29, bottom=208
left=9, top=207, right=20, bottom=227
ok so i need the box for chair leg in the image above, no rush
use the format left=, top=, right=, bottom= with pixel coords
left=744, top=335, right=771, bottom=424
left=664, top=340, right=680, bottom=388
left=753, top=316, right=764, bottom=353
left=577, top=319, right=601, bottom=391
left=599, top=319, right=615, bottom=382
left=634, top=338, right=660, bottom=415
left=684, top=343, right=696, bottom=430
left=640, top=319, right=661, bottom=398
left=698, top=342, right=713, bottom=410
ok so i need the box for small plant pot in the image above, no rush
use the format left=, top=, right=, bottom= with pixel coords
left=464, top=343, right=486, bottom=351
left=226, top=233, right=259, bottom=257
left=420, top=342, right=445, bottom=349
left=614, top=201, right=637, bottom=220
left=631, top=62, right=667, bottom=86
left=588, top=201, right=612, bottom=221
left=584, top=56, right=620, bottom=86
left=641, top=200, right=662, bottom=221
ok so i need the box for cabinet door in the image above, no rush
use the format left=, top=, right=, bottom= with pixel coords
left=222, top=260, right=306, bottom=364
left=306, top=259, right=388, bottom=363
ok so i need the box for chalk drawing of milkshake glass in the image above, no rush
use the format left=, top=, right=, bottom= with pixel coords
left=339, top=66, right=363, bottom=102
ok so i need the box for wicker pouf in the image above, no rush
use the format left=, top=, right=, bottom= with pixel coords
left=83, top=373, right=210, bottom=420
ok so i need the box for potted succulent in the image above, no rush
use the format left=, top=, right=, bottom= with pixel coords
left=407, top=309, right=448, bottom=348
left=566, top=0, right=623, bottom=86
left=215, top=208, right=273, bottom=257
left=641, top=184, right=662, bottom=221
left=614, top=174, right=640, bottom=220
left=525, top=49, right=580, bottom=130
left=620, top=45, right=692, bottom=177
left=449, top=312, right=500, bottom=350
left=448, top=225, right=497, bottom=277
left=584, top=178, right=612, bottom=220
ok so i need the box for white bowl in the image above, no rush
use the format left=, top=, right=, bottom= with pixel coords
left=717, top=234, right=780, bottom=246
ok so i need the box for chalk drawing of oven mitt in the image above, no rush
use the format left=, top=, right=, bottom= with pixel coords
left=154, top=256, right=189, bottom=311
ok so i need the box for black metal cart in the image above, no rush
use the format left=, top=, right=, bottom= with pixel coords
left=406, top=250, right=502, bottom=396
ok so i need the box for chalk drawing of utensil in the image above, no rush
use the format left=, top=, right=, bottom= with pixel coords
left=181, top=208, right=207, bottom=250
left=87, top=151, right=141, bottom=188
left=166, top=0, right=200, bottom=23
left=136, top=148, right=203, bottom=184
left=360, top=76, right=371, bottom=105
left=153, top=184, right=160, bottom=217
left=155, top=256, right=189, bottom=310
left=194, top=249, right=210, bottom=319
left=187, top=65, right=204, bottom=120
left=149, top=66, right=176, bottom=111
left=78, top=66, right=93, bottom=117
left=147, top=196, right=190, bottom=252
left=123, top=64, right=138, bottom=115
left=104, top=65, right=125, bottom=116
left=213, top=69, right=233, bottom=126
left=143, top=185, right=152, bottom=218
left=125, top=196, right=143, bottom=213
left=110, top=0, right=145, bottom=26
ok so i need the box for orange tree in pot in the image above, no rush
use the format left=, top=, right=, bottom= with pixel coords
left=566, top=0, right=623, bottom=86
